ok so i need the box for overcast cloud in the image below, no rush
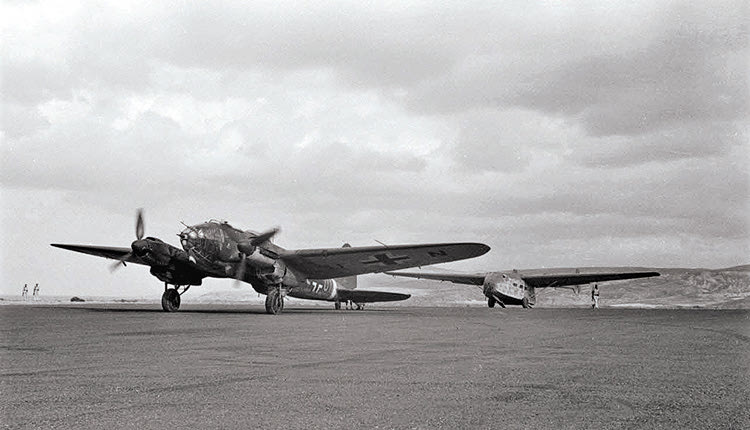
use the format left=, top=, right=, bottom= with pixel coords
left=1, top=0, right=748, bottom=297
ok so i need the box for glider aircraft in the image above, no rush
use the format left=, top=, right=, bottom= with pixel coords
left=52, top=210, right=490, bottom=314
left=387, top=267, right=660, bottom=308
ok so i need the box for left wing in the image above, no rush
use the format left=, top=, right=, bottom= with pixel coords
left=521, top=271, right=660, bottom=288
left=280, top=242, right=490, bottom=279
left=335, top=289, right=411, bottom=303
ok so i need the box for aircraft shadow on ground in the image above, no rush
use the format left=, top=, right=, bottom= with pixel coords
left=65, top=305, right=398, bottom=315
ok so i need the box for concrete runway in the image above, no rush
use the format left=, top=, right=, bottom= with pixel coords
left=2, top=304, right=748, bottom=429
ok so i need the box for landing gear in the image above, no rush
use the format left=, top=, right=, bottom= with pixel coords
left=334, top=300, right=341, bottom=310
left=521, top=297, right=532, bottom=309
left=161, top=284, right=190, bottom=312
left=265, top=286, right=284, bottom=315
left=487, top=295, right=505, bottom=308
left=161, top=288, right=181, bottom=312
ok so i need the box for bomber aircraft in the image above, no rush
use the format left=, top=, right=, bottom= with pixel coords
left=52, top=210, right=490, bottom=314
left=386, top=267, right=660, bottom=308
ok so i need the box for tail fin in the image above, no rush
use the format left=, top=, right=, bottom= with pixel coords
left=336, top=243, right=357, bottom=290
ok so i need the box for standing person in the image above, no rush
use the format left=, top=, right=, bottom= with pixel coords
left=33, top=283, right=40, bottom=300
left=592, top=284, right=600, bottom=309
left=22, top=284, right=28, bottom=300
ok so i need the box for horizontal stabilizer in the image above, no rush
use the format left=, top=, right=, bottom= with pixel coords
left=335, top=289, right=411, bottom=303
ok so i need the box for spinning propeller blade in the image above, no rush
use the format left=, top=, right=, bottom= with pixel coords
left=135, top=208, right=144, bottom=240
left=233, top=258, right=247, bottom=289
left=112, top=208, right=145, bottom=272
left=250, top=227, right=280, bottom=246
left=233, top=227, right=279, bottom=288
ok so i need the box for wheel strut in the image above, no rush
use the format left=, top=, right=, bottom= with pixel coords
left=265, top=285, right=284, bottom=315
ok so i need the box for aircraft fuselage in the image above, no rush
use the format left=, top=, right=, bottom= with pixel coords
left=483, top=272, right=535, bottom=307
left=177, top=220, right=345, bottom=301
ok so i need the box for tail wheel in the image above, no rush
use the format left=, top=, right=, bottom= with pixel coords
left=161, top=288, right=181, bottom=312
left=265, top=287, right=284, bottom=315
left=488, top=297, right=496, bottom=308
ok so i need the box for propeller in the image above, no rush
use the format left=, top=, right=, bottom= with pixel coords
left=250, top=227, right=279, bottom=246
left=233, top=258, right=247, bottom=289
left=233, top=227, right=280, bottom=287
left=135, top=208, right=144, bottom=240
left=110, top=208, right=145, bottom=272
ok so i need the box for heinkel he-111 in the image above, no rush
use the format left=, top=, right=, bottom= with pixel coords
left=52, top=210, right=490, bottom=314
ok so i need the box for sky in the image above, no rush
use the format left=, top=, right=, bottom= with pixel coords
left=1, top=0, right=748, bottom=297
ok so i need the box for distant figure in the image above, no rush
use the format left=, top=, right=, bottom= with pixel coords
left=33, top=283, right=40, bottom=301
left=592, top=284, right=600, bottom=309
left=22, top=284, right=28, bottom=300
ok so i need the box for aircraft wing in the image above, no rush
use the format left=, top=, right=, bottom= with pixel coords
left=385, top=270, right=487, bottom=286
left=280, top=242, right=490, bottom=279
left=521, top=271, right=660, bottom=288
left=335, top=289, right=411, bottom=303
left=386, top=269, right=661, bottom=288
left=50, top=244, right=148, bottom=265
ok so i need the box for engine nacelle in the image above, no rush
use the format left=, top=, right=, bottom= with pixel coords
left=149, top=267, right=203, bottom=286
left=237, top=243, right=276, bottom=268
left=133, top=237, right=185, bottom=267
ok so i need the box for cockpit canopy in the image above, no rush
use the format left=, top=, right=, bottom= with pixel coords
left=178, top=220, right=265, bottom=251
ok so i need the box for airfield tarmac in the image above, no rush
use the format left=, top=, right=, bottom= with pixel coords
left=1, top=304, right=748, bottom=430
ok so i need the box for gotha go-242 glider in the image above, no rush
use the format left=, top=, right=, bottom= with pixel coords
left=386, top=267, right=659, bottom=309
left=52, top=210, right=490, bottom=314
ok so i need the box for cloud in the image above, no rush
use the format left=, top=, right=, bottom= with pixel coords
left=1, top=1, right=748, bottom=296
left=571, top=122, right=747, bottom=167
left=512, top=29, right=748, bottom=136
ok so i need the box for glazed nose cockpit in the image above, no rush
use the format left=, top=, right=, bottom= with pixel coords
left=178, top=224, right=225, bottom=263
left=179, top=226, right=207, bottom=258
left=179, top=227, right=200, bottom=249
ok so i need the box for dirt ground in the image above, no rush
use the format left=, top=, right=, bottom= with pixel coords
left=1, top=304, right=748, bottom=429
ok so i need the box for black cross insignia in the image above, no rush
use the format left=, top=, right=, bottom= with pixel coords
left=361, top=253, right=411, bottom=266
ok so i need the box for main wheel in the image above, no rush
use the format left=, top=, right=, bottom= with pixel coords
left=161, top=289, right=181, bottom=312
left=488, top=297, right=496, bottom=308
left=334, top=301, right=341, bottom=310
left=265, top=288, right=284, bottom=315
left=521, top=297, right=530, bottom=309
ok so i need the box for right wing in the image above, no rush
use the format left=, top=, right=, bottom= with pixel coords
left=50, top=242, right=208, bottom=277
left=280, top=242, right=490, bottom=279
left=50, top=244, right=148, bottom=265
left=385, top=270, right=487, bottom=286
